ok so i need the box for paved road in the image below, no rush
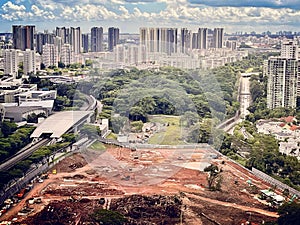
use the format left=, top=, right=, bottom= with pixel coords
left=240, top=76, right=251, bottom=119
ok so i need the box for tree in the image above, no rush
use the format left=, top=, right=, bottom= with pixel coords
left=131, top=121, right=144, bottom=133
left=180, top=111, right=199, bottom=127
left=204, top=164, right=223, bottom=191
left=62, top=133, right=78, bottom=143
left=27, top=113, right=38, bottom=123
left=80, top=124, right=100, bottom=138
left=58, top=61, right=65, bottom=68
left=1, top=121, right=17, bottom=137
left=129, top=106, right=147, bottom=122
left=278, top=202, right=300, bottom=225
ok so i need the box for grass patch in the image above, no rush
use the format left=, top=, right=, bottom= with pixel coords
left=89, top=141, right=106, bottom=151
left=148, top=115, right=185, bottom=145
left=106, top=132, right=117, bottom=140
left=245, top=67, right=253, bottom=73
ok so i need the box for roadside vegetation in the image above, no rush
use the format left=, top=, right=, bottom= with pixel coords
left=0, top=133, right=77, bottom=190
left=0, top=122, right=35, bottom=163
left=220, top=52, right=300, bottom=191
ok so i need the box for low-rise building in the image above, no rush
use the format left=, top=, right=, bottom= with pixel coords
left=256, top=118, right=300, bottom=159
left=16, top=90, right=57, bottom=104
left=4, top=106, right=48, bottom=122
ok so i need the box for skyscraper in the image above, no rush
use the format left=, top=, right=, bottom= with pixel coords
left=108, top=27, right=119, bottom=51
left=198, top=28, right=208, bottom=49
left=13, top=25, right=35, bottom=51
left=165, top=28, right=177, bottom=55
left=91, top=27, right=103, bottom=52
left=180, top=28, right=191, bottom=54
left=266, top=57, right=299, bottom=109
left=139, top=27, right=178, bottom=55
left=140, top=27, right=159, bottom=52
left=55, top=27, right=70, bottom=44
left=266, top=41, right=300, bottom=109
left=36, top=32, right=55, bottom=54
left=191, top=33, right=198, bottom=49
left=213, top=28, right=224, bottom=48
left=56, top=27, right=81, bottom=54
left=82, top=34, right=89, bottom=53
left=70, top=27, right=82, bottom=54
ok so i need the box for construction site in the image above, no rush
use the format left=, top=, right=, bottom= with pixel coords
left=0, top=144, right=281, bottom=225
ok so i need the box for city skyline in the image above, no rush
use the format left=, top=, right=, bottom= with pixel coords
left=1, top=0, right=300, bottom=33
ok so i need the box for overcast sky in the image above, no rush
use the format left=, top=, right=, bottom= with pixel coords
left=1, top=0, right=300, bottom=33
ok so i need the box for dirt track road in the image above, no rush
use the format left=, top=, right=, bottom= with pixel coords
left=186, top=193, right=279, bottom=218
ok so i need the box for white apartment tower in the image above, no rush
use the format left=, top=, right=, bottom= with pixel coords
left=213, top=28, right=224, bottom=48
left=42, top=43, right=58, bottom=68
left=4, top=49, right=18, bottom=78
left=266, top=41, right=300, bottom=109
left=139, top=27, right=178, bottom=55
left=266, top=57, right=299, bottom=109
left=180, top=28, right=191, bottom=54
left=23, top=49, right=36, bottom=75
left=61, top=44, right=74, bottom=65
left=70, top=27, right=82, bottom=54
left=281, top=41, right=298, bottom=59
left=198, top=28, right=208, bottom=49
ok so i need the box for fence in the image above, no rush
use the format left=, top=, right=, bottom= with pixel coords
left=252, top=168, right=300, bottom=197
left=208, top=144, right=300, bottom=198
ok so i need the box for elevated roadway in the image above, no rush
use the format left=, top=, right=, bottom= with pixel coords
left=0, top=139, right=51, bottom=172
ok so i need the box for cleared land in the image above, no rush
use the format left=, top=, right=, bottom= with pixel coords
left=1, top=144, right=280, bottom=225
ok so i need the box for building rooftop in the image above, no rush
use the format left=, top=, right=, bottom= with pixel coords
left=30, top=111, right=93, bottom=138
left=5, top=106, right=43, bottom=114
left=20, top=100, right=54, bottom=109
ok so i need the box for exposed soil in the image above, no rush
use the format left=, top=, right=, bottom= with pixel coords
left=2, top=146, right=280, bottom=225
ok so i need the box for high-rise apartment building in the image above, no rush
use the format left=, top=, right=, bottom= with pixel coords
left=13, top=25, right=35, bottom=51
left=56, top=27, right=81, bottom=54
left=266, top=57, right=299, bottom=109
left=281, top=41, right=298, bottom=59
left=180, top=28, right=191, bottom=54
left=266, top=40, right=300, bottom=109
left=55, top=27, right=70, bottom=44
left=42, top=43, right=58, bottom=68
left=108, top=27, right=119, bottom=51
left=139, top=27, right=178, bottom=55
left=91, top=27, right=103, bottom=52
left=4, top=49, right=19, bottom=78
left=70, top=27, right=81, bottom=54
left=36, top=32, right=55, bottom=54
left=198, top=28, right=208, bottom=49
left=140, top=27, right=158, bottom=52
left=191, top=33, right=198, bottom=49
left=213, top=28, right=224, bottom=48
left=60, top=44, right=74, bottom=65
left=82, top=34, right=89, bottom=53
left=23, top=49, right=36, bottom=75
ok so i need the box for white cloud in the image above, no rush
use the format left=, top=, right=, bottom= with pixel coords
left=1, top=0, right=300, bottom=32
left=2, top=1, right=25, bottom=12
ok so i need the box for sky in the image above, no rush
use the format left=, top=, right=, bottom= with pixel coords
left=1, top=0, right=300, bottom=33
